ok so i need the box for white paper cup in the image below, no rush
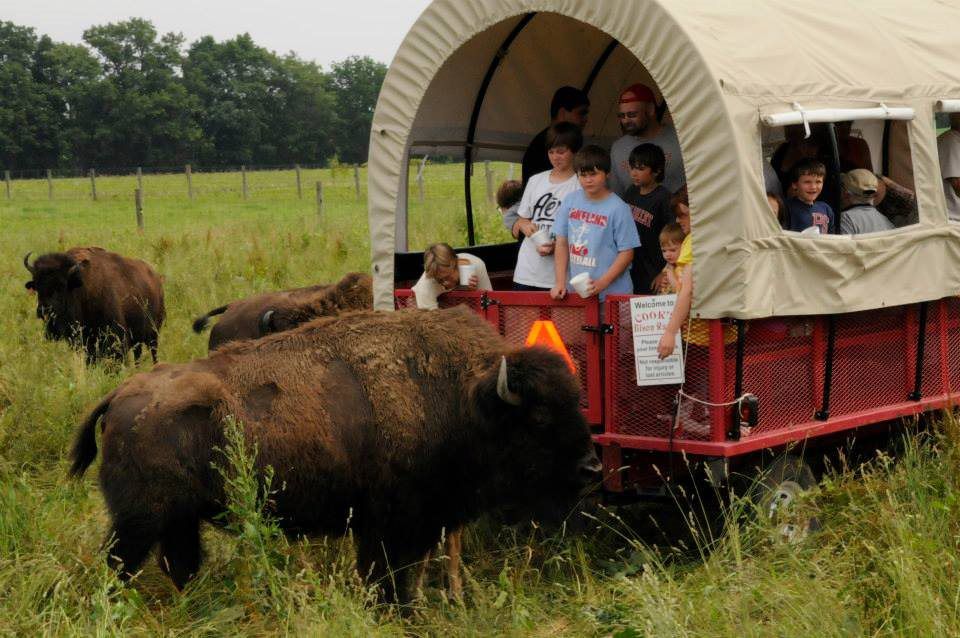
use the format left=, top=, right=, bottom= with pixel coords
left=800, top=225, right=821, bottom=236
left=570, top=272, right=592, bottom=298
left=458, top=263, right=476, bottom=285
left=530, top=228, right=552, bottom=247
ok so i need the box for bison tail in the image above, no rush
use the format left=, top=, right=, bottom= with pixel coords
left=192, top=305, right=228, bottom=333
left=69, top=392, right=114, bottom=478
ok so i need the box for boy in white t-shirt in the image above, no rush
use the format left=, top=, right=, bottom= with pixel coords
left=512, top=122, right=583, bottom=291
left=412, top=243, right=492, bottom=310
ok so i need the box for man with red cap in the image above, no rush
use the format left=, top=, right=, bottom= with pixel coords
left=609, top=83, right=685, bottom=196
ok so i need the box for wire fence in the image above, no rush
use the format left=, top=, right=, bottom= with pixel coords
left=0, top=163, right=368, bottom=204
left=0, top=160, right=518, bottom=206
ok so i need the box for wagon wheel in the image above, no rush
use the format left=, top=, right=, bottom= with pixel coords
left=750, top=455, right=819, bottom=543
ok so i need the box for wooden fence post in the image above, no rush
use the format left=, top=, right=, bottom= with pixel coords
left=484, top=161, right=493, bottom=202
left=186, top=164, right=193, bottom=200
left=47, top=169, right=53, bottom=200
left=416, top=156, right=427, bottom=203
left=136, top=167, right=143, bottom=193
left=354, top=164, right=361, bottom=200
left=295, top=164, right=302, bottom=199
left=89, top=169, right=97, bottom=201
left=316, top=181, right=324, bottom=218
left=241, top=165, right=249, bottom=200
left=135, top=188, right=144, bottom=231
left=4, top=170, right=10, bottom=200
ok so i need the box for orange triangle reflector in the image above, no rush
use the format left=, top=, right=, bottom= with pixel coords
left=524, top=320, right=576, bottom=373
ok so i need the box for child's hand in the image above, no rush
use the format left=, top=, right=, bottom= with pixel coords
left=536, top=241, right=555, bottom=256
left=465, top=274, right=479, bottom=290
left=549, top=284, right=566, bottom=300
left=657, top=331, right=676, bottom=359
left=650, top=271, right=668, bottom=294
left=516, top=219, right=537, bottom=237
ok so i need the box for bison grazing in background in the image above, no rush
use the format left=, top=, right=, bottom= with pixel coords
left=192, top=272, right=372, bottom=350
left=70, top=306, right=599, bottom=603
left=24, top=247, right=165, bottom=363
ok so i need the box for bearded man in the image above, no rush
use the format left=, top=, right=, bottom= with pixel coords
left=609, top=83, right=686, bottom=196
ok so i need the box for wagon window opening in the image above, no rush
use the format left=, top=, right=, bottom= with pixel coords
left=762, top=109, right=919, bottom=235
left=936, top=101, right=960, bottom=224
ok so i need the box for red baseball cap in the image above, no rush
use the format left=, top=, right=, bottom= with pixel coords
left=619, top=83, right=655, bottom=105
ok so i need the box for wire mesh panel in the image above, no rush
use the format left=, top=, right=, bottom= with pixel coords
left=487, top=292, right=601, bottom=423
left=605, top=296, right=678, bottom=440
left=734, top=317, right=816, bottom=437
left=946, top=298, right=960, bottom=394
left=393, top=289, right=484, bottom=314
left=918, top=302, right=948, bottom=398
left=830, top=306, right=910, bottom=417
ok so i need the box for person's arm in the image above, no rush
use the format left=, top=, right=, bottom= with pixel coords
left=590, top=249, right=634, bottom=296
left=657, top=265, right=692, bottom=359
left=515, top=218, right=537, bottom=237
left=514, top=176, right=538, bottom=238
left=501, top=204, right=521, bottom=237
left=550, top=236, right=569, bottom=300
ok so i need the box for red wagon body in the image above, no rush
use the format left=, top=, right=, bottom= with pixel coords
left=397, top=288, right=959, bottom=493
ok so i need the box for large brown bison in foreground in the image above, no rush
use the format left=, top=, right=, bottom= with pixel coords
left=192, top=272, right=371, bottom=350
left=23, top=247, right=165, bottom=363
left=70, top=306, right=599, bottom=602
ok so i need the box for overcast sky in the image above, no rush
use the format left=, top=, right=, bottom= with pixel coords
left=6, top=1, right=434, bottom=68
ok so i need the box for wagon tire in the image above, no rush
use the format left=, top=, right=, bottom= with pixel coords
left=750, top=455, right=819, bottom=543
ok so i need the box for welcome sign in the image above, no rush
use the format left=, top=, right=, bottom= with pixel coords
left=630, top=295, right=684, bottom=386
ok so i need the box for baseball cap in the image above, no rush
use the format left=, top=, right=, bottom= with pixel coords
left=619, top=83, right=655, bottom=105
left=841, top=169, right=878, bottom=196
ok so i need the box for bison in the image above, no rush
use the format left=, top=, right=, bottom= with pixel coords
left=192, top=272, right=372, bottom=350
left=70, top=306, right=599, bottom=603
left=23, top=247, right=165, bottom=363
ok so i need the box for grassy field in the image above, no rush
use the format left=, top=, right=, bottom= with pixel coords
left=3, top=164, right=960, bottom=636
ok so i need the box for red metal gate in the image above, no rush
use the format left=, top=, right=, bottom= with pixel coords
left=394, top=290, right=603, bottom=424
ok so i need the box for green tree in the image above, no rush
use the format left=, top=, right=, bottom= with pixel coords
left=80, top=18, right=201, bottom=166
left=0, top=23, right=60, bottom=169
left=328, top=56, right=386, bottom=164
left=184, top=35, right=337, bottom=166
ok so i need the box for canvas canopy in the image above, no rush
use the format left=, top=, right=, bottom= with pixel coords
left=368, top=0, right=960, bottom=318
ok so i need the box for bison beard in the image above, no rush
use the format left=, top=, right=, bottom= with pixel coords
left=23, top=247, right=164, bottom=363
left=192, top=272, right=372, bottom=350
left=70, top=306, right=599, bottom=603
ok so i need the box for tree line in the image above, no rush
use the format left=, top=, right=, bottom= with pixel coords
left=0, top=19, right=387, bottom=171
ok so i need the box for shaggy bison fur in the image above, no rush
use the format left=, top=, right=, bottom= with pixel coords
left=192, top=272, right=371, bottom=350
left=23, top=247, right=165, bottom=362
left=70, top=306, right=599, bottom=602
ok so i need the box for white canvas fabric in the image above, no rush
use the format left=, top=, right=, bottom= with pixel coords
left=368, top=0, right=960, bottom=318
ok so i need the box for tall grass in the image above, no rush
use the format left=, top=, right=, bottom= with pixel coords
left=2, top=165, right=960, bottom=635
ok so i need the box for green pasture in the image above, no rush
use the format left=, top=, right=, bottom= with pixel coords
left=3, top=165, right=960, bottom=636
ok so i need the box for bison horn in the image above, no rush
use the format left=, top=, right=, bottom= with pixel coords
left=259, top=310, right=275, bottom=335
left=23, top=252, right=34, bottom=274
left=496, top=356, right=522, bottom=406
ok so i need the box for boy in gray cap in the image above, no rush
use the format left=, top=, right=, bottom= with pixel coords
left=839, top=169, right=895, bottom=235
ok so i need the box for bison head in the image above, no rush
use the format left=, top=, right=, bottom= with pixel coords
left=23, top=251, right=87, bottom=341
left=471, top=347, right=601, bottom=525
